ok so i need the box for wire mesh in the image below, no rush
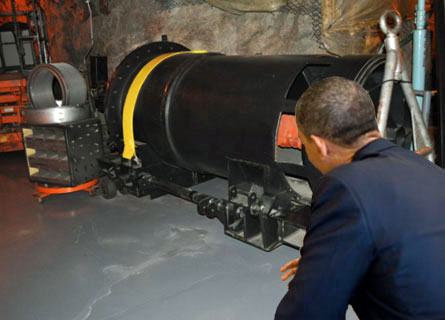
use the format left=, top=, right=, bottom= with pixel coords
left=162, top=0, right=323, bottom=46
left=281, top=0, right=323, bottom=47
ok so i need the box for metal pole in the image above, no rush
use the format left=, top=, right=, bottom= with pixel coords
left=377, top=11, right=401, bottom=136
left=147, top=175, right=209, bottom=204
left=30, top=0, right=43, bottom=64
left=10, top=0, right=25, bottom=74
left=37, top=3, right=51, bottom=63
left=412, top=0, right=427, bottom=114
left=422, top=90, right=432, bottom=124
left=400, top=67, right=435, bottom=161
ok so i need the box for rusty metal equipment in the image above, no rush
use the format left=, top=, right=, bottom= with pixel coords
left=0, top=0, right=50, bottom=152
left=0, top=73, right=27, bottom=151
left=0, top=0, right=51, bottom=72
left=101, top=39, right=410, bottom=251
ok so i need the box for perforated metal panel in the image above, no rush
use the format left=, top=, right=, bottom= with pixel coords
left=22, top=118, right=103, bottom=187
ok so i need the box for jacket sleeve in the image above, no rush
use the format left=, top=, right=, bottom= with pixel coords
left=275, top=175, right=375, bottom=320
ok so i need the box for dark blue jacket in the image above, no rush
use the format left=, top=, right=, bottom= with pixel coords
left=275, top=139, right=445, bottom=319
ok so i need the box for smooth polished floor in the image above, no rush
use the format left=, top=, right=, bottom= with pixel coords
left=0, top=151, right=358, bottom=320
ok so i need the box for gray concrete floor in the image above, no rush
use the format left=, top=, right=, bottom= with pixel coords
left=0, top=151, right=358, bottom=320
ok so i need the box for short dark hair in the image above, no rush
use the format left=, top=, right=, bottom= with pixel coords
left=295, top=77, right=378, bottom=147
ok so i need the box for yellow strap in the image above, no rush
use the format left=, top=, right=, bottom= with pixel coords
left=122, top=50, right=207, bottom=160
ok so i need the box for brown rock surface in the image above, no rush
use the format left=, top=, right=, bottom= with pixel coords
left=92, top=0, right=320, bottom=75
left=5, top=0, right=415, bottom=77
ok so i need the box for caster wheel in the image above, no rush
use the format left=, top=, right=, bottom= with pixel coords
left=38, top=197, right=44, bottom=204
left=100, top=176, right=117, bottom=199
left=89, top=189, right=96, bottom=197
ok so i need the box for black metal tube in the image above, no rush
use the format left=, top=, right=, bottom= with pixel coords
left=132, top=53, right=387, bottom=177
left=106, top=42, right=409, bottom=179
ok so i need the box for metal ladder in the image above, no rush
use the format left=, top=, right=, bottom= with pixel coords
left=0, top=0, right=51, bottom=74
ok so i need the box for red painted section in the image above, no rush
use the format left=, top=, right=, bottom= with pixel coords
left=0, top=1, right=30, bottom=25
left=34, top=178, right=99, bottom=202
left=277, top=114, right=302, bottom=149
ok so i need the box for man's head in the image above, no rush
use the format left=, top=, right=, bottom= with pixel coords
left=295, top=77, right=380, bottom=174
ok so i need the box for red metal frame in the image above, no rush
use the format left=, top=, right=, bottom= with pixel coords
left=0, top=74, right=28, bottom=152
left=34, top=178, right=99, bottom=202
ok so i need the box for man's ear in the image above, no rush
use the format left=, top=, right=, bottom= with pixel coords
left=310, top=134, right=328, bottom=159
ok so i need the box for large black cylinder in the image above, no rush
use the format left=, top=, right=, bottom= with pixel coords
left=105, top=41, right=408, bottom=179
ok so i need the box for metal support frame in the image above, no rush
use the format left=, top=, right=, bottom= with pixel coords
left=377, top=10, right=435, bottom=161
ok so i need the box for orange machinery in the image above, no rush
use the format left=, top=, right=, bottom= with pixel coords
left=0, top=0, right=50, bottom=152
left=0, top=73, right=27, bottom=152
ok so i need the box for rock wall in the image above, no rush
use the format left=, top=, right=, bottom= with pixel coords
left=91, top=0, right=322, bottom=76
left=8, top=0, right=321, bottom=74
left=6, top=0, right=415, bottom=77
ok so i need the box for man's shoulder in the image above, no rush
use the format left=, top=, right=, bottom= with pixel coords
left=327, top=140, right=438, bottom=189
left=325, top=158, right=380, bottom=191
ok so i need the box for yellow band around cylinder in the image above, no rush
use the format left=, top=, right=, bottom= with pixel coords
left=122, top=50, right=207, bottom=160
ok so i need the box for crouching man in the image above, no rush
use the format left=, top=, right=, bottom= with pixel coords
left=275, top=77, right=445, bottom=320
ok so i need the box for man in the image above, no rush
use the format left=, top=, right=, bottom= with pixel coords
left=275, top=77, right=445, bottom=319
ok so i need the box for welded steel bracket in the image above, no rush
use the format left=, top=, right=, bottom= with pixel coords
left=99, top=156, right=311, bottom=251
left=377, top=10, right=435, bottom=161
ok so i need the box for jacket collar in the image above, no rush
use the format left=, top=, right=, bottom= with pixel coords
left=352, top=138, right=396, bottom=161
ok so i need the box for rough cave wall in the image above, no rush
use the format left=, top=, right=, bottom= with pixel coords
left=2, top=0, right=417, bottom=76
left=94, top=0, right=323, bottom=75
left=34, top=0, right=325, bottom=74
